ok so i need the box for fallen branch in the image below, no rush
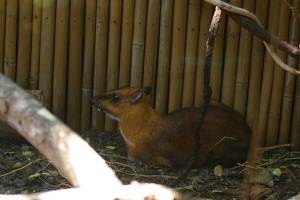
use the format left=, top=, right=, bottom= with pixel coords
left=0, top=73, right=186, bottom=199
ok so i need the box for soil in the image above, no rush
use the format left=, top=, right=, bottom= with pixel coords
left=0, top=130, right=299, bottom=199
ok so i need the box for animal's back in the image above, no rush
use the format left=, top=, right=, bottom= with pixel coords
left=150, top=102, right=251, bottom=168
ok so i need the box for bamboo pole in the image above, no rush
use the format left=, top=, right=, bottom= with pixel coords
left=30, top=0, right=42, bottom=90
left=194, top=1, right=213, bottom=107
left=182, top=0, right=201, bottom=108
left=67, top=0, right=85, bottom=132
left=81, top=0, right=97, bottom=133
left=92, top=0, right=109, bottom=130
left=118, top=0, right=135, bottom=88
left=0, top=0, right=6, bottom=73
left=16, top=0, right=33, bottom=89
left=4, top=0, right=18, bottom=80
left=233, top=0, right=255, bottom=117
left=246, top=0, right=269, bottom=127
left=256, top=1, right=281, bottom=147
left=143, top=0, right=161, bottom=105
left=39, top=0, right=56, bottom=109
left=105, top=0, right=123, bottom=132
left=210, top=12, right=225, bottom=102
left=221, top=0, right=242, bottom=107
left=130, top=0, right=147, bottom=88
left=266, top=0, right=291, bottom=146
left=291, top=61, right=300, bottom=150
left=168, top=0, right=188, bottom=112
left=278, top=0, right=299, bottom=144
left=155, top=0, right=174, bottom=115
left=52, top=0, right=70, bottom=121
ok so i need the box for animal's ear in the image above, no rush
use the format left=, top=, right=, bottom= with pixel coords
left=141, top=86, right=151, bottom=96
left=131, top=90, right=143, bottom=103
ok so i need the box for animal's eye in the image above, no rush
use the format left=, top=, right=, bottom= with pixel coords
left=110, top=94, right=121, bottom=102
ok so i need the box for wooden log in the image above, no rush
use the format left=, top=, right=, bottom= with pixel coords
left=266, top=0, right=291, bottom=146
left=182, top=0, right=201, bottom=108
left=143, top=0, right=161, bottom=105
left=233, top=0, right=255, bottom=116
left=39, top=0, right=55, bottom=109
left=106, top=0, right=122, bottom=132
left=0, top=73, right=122, bottom=188
left=130, top=0, right=147, bottom=87
left=81, top=0, right=97, bottom=133
left=67, top=0, right=84, bottom=132
left=16, top=0, right=32, bottom=89
left=155, top=0, right=174, bottom=115
left=168, top=0, right=188, bottom=112
left=52, top=0, right=70, bottom=121
left=30, top=0, right=42, bottom=89
left=291, top=62, right=300, bottom=150
left=256, top=1, right=280, bottom=147
left=4, top=0, right=18, bottom=80
left=221, top=0, right=242, bottom=107
left=246, top=0, right=269, bottom=127
left=0, top=0, right=6, bottom=73
left=0, top=89, right=44, bottom=142
left=279, top=0, right=299, bottom=144
left=92, top=0, right=109, bottom=130
left=119, top=0, right=135, bottom=87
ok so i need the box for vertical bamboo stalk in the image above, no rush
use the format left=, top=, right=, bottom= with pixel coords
left=0, top=0, right=6, bottom=73
left=52, top=0, right=70, bottom=121
left=39, top=0, right=56, bottom=109
left=233, top=0, right=255, bottom=116
left=155, top=0, right=174, bottom=115
left=4, top=0, right=18, bottom=80
left=92, top=0, right=109, bottom=130
left=210, top=12, right=225, bottom=101
left=130, top=0, right=147, bottom=87
left=168, top=0, right=188, bottom=112
left=119, top=0, right=135, bottom=88
left=221, top=0, right=242, bottom=107
left=256, top=1, right=280, bottom=147
left=17, top=0, right=33, bottom=89
left=105, top=0, right=122, bottom=132
left=246, top=0, right=269, bottom=127
left=67, top=0, right=85, bottom=132
left=266, top=1, right=291, bottom=146
left=81, top=0, right=97, bottom=133
left=194, top=1, right=213, bottom=107
left=182, top=0, right=201, bottom=108
left=30, top=0, right=42, bottom=90
left=291, top=61, right=300, bottom=150
left=143, top=0, right=161, bottom=105
left=279, top=0, right=299, bottom=144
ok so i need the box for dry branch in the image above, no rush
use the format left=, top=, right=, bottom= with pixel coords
left=0, top=73, right=187, bottom=199
left=0, top=73, right=121, bottom=189
left=205, top=0, right=300, bottom=75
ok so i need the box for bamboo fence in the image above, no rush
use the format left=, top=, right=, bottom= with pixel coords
left=0, top=0, right=299, bottom=150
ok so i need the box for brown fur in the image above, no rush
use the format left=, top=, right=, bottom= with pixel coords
left=90, top=86, right=251, bottom=168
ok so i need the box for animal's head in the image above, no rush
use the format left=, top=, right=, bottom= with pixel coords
left=89, top=86, right=152, bottom=121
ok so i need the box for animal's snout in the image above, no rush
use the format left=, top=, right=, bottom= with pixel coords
left=89, top=96, right=100, bottom=106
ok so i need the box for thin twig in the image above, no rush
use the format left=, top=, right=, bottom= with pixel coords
left=170, top=6, right=221, bottom=187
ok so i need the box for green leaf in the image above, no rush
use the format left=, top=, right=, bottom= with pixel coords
left=22, top=150, right=35, bottom=157
left=272, top=168, right=282, bottom=177
left=85, top=137, right=91, bottom=144
left=12, top=162, right=23, bottom=168
left=28, top=172, right=41, bottom=180
left=106, top=146, right=116, bottom=150
left=212, top=189, right=222, bottom=193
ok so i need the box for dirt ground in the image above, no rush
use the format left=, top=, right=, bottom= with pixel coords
left=0, top=130, right=299, bottom=199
